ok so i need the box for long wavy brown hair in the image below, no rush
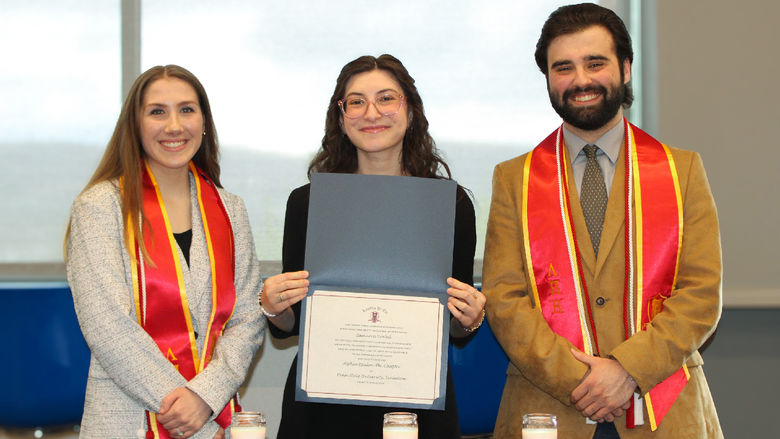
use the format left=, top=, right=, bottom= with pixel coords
left=64, top=65, right=221, bottom=260
left=308, top=54, right=451, bottom=179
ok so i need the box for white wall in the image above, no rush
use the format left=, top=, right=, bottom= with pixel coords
left=653, top=1, right=780, bottom=437
left=654, top=0, right=780, bottom=306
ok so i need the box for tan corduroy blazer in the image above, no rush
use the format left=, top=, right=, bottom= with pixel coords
left=482, top=139, right=724, bottom=439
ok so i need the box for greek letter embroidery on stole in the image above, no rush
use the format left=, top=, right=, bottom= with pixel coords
left=546, top=263, right=563, bottom=314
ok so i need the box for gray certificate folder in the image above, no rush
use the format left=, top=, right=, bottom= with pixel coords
left=295, top=173, right=457, bottom=410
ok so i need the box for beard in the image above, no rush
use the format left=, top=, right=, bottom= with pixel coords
left=549, top=82, right=625, bottom=131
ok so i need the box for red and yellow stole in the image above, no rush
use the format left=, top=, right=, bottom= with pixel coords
left=522, top=119, right=688, bottom=431
left=127, top=161, right=239, bottom=438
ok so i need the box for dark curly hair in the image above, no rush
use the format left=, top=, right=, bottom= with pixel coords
left=307, top=54, right=451, bottom=179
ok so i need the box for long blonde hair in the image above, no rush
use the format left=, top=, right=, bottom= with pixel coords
left=64, top=65, right=221, bottom=260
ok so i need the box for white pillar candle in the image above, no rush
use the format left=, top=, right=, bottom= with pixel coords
left=382, top=425, right=418, bottom=439
left=522, top=413, right=557, bottom=439
left=230, top=425, right=266, bottom=439
left=522, top=427, right=557, bottom=439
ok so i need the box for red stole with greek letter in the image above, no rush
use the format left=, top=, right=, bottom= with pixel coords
left=128, top=161, right=238, bottom=438
left=522, top=120, right=688, bottom=431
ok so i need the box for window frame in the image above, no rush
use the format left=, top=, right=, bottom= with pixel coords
left=1, top=0, right=647, bottom=281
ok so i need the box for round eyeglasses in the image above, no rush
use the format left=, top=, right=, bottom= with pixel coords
left=338, top=91, right=405, bottom=119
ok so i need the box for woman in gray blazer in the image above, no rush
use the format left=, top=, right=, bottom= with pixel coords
left=65, top=65, right=263, bottom=439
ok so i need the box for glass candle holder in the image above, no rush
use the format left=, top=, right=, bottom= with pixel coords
left=229, top=411, right=266, bottom=439
left=522, top=413, right=557, bottom=439
left=383, top=412, right=418, bottom=439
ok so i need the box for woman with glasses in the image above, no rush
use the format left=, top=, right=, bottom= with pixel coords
left=65, top=65, right=263, bottom=438
left=260, top=54, right=485, bottom=438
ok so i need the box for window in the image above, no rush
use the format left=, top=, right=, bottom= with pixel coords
left=3, top=1, right=643, bottom=272
left=140, top=0, right=573, bottom=262
left=1, top=1, right=120, bottom=265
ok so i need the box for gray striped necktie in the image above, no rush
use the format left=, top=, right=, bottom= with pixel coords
left=580, top=144, right=608, bottom=255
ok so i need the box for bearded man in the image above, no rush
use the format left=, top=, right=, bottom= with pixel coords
left=482, top=3, right=723, bottom=438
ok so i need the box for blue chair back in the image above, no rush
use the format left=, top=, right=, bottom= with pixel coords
left=0, top=282, right=89, bottom=428
left=449, top=318, right=509, bottom=436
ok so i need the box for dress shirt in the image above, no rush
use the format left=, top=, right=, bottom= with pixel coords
left=564, top=121, right=624, bottom=196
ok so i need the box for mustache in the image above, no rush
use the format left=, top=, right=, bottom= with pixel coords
left=562, top=85, right=607, bottom=102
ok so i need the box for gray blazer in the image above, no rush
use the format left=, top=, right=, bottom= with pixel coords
left=67, top=177, right=264, bottom=438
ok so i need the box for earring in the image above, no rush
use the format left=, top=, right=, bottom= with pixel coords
left=202, top=130, right=206, bottom=136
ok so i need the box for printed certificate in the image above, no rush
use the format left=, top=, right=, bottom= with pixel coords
left=299, top=290, right=444, bottom=406
left=296, top=173, right=456, bottom=410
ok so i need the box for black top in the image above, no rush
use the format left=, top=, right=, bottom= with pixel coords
left=173, top=229, right=193, bottom=267
left=270, top=183, right=477, bottom=439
